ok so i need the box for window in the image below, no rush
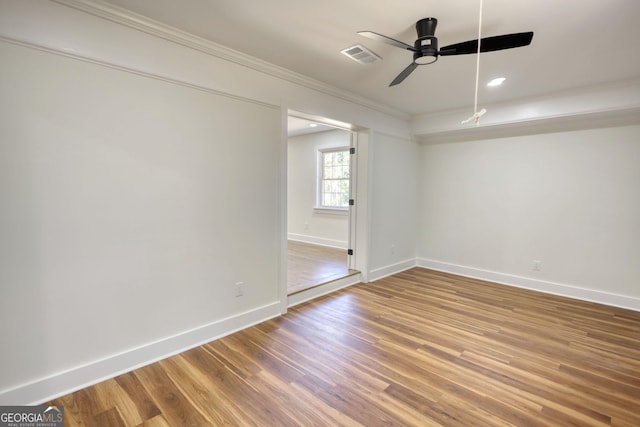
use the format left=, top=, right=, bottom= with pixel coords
left=318, top=147, right=350, bottom=209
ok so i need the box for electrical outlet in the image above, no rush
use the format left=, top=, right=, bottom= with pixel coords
left=235, top=282, right=244, bottom=297
left=532, top=260, right=542, bottom=271
left=390, top=244, right=396, bottom=254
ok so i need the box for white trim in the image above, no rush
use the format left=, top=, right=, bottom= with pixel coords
left=0, top=36, right=279, bottom=112
left=312, top=207, right=348, bottom=216
left=288, top=233, right=348, bottom=250
left=353, top=131, right=370, bottom=282
left=411, top=77, right=640, bottom=142
left=279, top=108, right=290, bottom=315
left=288, top=274, right=362, bottom=308
left=0, top=303, right=282, bottom=405
left=417, top=258, right=640, bottom=312
left=51, top=0, right=408, bottom=121
left=368, top=259, right=418, bottom=282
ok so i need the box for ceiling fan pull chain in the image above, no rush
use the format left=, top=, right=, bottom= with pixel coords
left=463, top=0, right=485, bottom=126
left=474, top=0, right=483, bottom=125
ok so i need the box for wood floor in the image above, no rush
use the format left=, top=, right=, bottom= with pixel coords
left=48, top=268, right=640, bottom=426
left=287, top=240, right=358, bottom=294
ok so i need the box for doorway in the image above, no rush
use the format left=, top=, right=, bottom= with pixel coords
left=286, top=113, right=358, bottom=295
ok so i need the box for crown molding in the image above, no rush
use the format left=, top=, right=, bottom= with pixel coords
left=416, top=106, right=640, bottom=145
left=412, top=77, right=640, bottom=143
left=51, top=0, right=409, bottom=121
left=0, top=34, right=282, bottom=113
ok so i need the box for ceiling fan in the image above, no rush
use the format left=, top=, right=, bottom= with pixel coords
left=359, top=18, right=533, bottom=86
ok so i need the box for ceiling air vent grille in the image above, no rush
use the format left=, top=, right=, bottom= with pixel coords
left=341, top=44, right=381, bottom=64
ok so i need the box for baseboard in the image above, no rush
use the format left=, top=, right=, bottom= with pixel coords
left=417, top=258, right=640, bottom=312
left=368, top=259, right=417, bottom=282
left=0, top=302, right=282, bottom=405
left=287, top=233, right=348, bottom=249
left=288, top=273, right=362, bottom=308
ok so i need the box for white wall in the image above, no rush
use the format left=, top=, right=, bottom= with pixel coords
left=368, top=133, right=420, bottom=280
left=288, top=130, right=350, bottom=248
left=0, top=39, right=283, bottom=402
left=0, top=0, right=412, bottom=404
left=418, top=124, right=640, bottom=308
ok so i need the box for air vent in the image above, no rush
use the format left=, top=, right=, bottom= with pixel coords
left=341, top=44, right=381, bottom=64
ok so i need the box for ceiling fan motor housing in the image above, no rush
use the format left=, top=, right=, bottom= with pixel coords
left=414, top=18, right=438, bottom=65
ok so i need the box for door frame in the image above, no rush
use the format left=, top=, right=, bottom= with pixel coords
left=283, top=109, right=369, bottom=309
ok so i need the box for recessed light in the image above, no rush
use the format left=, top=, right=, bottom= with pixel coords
left=309, top=123, right=318, bottom=128
left=487, top=77, right=506, bottom=87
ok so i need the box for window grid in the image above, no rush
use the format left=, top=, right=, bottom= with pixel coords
left=319, top=149, right=350, bottom=208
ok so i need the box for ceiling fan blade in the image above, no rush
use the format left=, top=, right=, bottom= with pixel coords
left=439, top=31, right=533, bottom=56
left=358, top=31, right=415, bottom=51
left=389, top=63, right=419, bottom=86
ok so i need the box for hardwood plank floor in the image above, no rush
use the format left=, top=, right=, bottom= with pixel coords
left=287, top=240, right=358, bottom=294
left=48, top=268, right=640, bottom=426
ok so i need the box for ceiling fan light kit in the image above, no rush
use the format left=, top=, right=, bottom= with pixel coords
left=413, top=18, right=439, bottom=65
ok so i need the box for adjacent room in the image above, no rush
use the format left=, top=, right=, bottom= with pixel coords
left=287, top=116, right=358, bottom=295
left=1, top=0, right=638, bottom=425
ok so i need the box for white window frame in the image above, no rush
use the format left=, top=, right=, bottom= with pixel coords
left=315, top=146, right=350, bottom=214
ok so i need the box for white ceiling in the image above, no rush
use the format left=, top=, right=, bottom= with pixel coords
left=287, top=116, right=333, bottom=137
left=100, top=0, right=640, bottom=117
